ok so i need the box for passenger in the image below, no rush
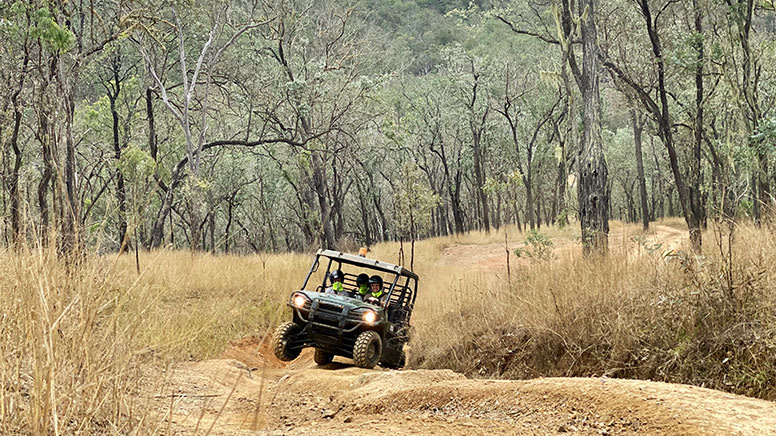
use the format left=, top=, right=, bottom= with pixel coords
left=366, top=275, right=388, bottom=305
left=356, top=273, right=370, bottom=300
left=325, top=269, right=351, bottom=297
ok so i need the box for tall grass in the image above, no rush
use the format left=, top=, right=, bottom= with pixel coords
left=409, top=220, right=776, bottom=400
left=0, top=246, right=159, bottom=434
left=0, top=247, right=304, bottom=434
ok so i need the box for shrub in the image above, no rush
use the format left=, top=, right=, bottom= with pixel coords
left=514, top=230, right=555, bottom=262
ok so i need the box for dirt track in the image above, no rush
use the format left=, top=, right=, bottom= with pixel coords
left=152, top=224, right=776, bottom=435
left=154, top=346, right=776, bottom=436
left=438, top=224, right=687, bottom=272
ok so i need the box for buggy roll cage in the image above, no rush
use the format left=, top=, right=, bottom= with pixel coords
left=301, top=249, right=418, bottom=309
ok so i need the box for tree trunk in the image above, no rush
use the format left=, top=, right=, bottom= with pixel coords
left=312, top=152, right=336, bottom=249
left=758, top=154, right=771, bottom=221
left=495, top=196, right=502, bottom=230
left=331, top=157, right=346, bottom=241
left=147, top=86, right=173, bottom=249
left=9, top=49, right=29, bottom=246
left=10, top=95, right=24, bottom=246
left=467, top=68, right=491, bottom=233
left=643, top=0, right=701, bottom=249
left=209, top=208, right=216, bottom=252
left=525, top=179, right=535, bottom=230
left=472, top=127, right=490, bottom=232
left=258, top=177, right=278, bottom=252
left=449, top=170, right=466, bottom=234
left=62, top=90, right=80, bottom=254
left=690, top=0, right=706, bottom=235
left=37, top=110, right=53, bottom=244
left=357, top=182, right=372, bottom=246
left=577, top=0, right=609, bottom=253
left=371, top=188, right=388, bottom=242
left=631, top=109, right=650, bottom=230
left=225, top=194, right=235, bottom=253
left=109, top=72, right=128, bottom=252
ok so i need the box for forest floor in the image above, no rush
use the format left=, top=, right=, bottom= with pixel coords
left=147, top=224, right=776, bottom=436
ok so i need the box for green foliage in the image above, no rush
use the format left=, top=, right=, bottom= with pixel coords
left=556, top=210, right=569, bottom=229
left=750, top=117, right=776, bottom=155
left=514, top=230, right=554, bottom=262
left=29, top=7, right=75, bottom=52
left=393, top=164, right=440, bottom=239
left=483, top=170, right=522, bottom=195
left=118, top=146, right=155, bottom=182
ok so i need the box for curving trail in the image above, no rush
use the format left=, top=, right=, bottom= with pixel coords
left=438, top=223, right=687, bottom=272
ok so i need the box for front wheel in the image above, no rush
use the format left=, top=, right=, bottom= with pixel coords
left=272, top=322, right=301, bottom=361
left=353, top=330, right=382, bottom=369
left=314, top=348, right=334, bottom=365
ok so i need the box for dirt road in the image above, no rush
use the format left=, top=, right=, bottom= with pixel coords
left=154, top=343, right=776, bottom=436
left=438, top=223, right=687, bottom=272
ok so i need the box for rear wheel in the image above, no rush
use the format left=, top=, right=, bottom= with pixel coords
left=314, top=348, right=334, bottom=365
left=382, top=348, right=406, bottom=370
left=353, top=331, right=382, bottom=369
left=395, top=349, right=406, bottom=369
left=272, top=322, right=301, bottom=361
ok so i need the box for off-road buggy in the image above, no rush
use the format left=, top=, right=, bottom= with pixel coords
left=272, top=249, right=417, bottom=369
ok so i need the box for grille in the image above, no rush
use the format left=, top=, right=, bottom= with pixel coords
left=318, top=301, right=344, bottom=313
left=312, top=300, right=343, bottom=328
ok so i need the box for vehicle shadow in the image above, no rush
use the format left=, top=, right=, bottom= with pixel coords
left=316, top=361, right=357, bottom=370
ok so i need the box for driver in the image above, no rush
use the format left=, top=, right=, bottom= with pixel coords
left=325, top=269, right=351, bottom=297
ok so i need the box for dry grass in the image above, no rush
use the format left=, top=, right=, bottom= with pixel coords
left=409, top=219, right=776, bottom=401
left=111, top=251, right=307, bottom=358
left=0, top=247, right=161, bottom=434
left=0, top=248, right=306, bottom=434
left=3, top=218, right=775, bottom=433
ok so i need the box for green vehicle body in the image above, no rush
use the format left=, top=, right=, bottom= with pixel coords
left=273, top=249, right=417, bottom=369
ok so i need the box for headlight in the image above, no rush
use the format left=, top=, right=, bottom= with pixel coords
left=362, top=310, right=377, bottom=324
left=293, top=294, right=307, bottom=308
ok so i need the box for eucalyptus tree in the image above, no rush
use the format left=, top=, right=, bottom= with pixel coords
left=714, top=0, right=776, bottom=222
left=242, top=0, right=381, bottom=250
left=396, top=74, right=469, bottom=234
left=599, top=0, right=706, bottom=249
left=496, top=0, right=610, bottom=253
left=93, top=42, right=143, bottom=251
left=49, top=0, right=135, bottom=252
left=441, top=45, right=494, bottom=232
left=17, top=3, right=78, bottom=245
left=0, top=1, right=34, bottom=245
left=493, top=60, right=563, bottom=230
left=134, top=1, right=270, bottom=250
left=394, top=164, right=439, bottom=269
